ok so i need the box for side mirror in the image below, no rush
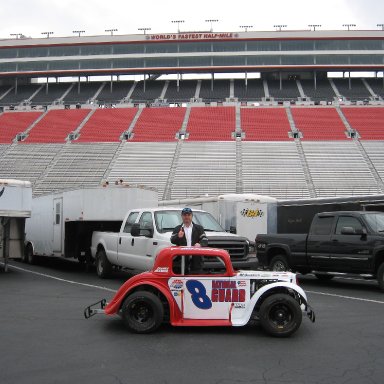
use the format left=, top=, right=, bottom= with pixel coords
left=229, top=226, right=237, bottom=234
left=130, top=223, right=140, bottom=237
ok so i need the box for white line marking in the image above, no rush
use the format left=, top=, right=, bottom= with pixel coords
left=3, top=263, right=117, bottom=293
left=306, top=290, right=384, bottom=304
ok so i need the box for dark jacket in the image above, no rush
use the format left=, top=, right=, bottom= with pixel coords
left=170, top=222, right=206, bottom=246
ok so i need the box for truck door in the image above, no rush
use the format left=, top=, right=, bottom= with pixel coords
left=330, top=215, right=371, bottom=272
left=117, top=211, right=139, bottom=268
left=306, top=215, right=334, bottom=269
left=53, top=198, right=63, bottom=253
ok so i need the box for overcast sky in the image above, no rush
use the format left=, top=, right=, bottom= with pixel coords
left=0, top=0, right=383, bottom=39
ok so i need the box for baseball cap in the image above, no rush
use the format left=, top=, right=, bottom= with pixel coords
left=181, top=207, right=193, bottom=215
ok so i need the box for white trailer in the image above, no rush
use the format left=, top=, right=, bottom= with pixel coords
left=0, top=179, right=32, bottom=271
left=160, top=194, right=278, bottom=242
left=24, top=185, right=158, bottom=264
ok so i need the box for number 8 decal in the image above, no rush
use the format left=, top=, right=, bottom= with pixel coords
left=186, top=280, right=212, bottom=309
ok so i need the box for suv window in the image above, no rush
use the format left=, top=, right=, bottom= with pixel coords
left=123, top=212, right=139, bottom=233
left=311, top=216, right=334, bottom=235
left=335, top=216, right=363, bottom=234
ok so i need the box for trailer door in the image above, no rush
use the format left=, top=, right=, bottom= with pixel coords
left=53, top=198, right=63, bottom=253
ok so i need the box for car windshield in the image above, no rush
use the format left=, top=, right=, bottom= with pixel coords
left=155, top=210, right=225, bottom=233
left=363, top=213, right=384, bottom=233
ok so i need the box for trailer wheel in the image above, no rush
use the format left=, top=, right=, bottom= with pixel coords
left=269, top=255, right=289, bottom=271
left=259, top=293, right=302, bottom=337
left=95, top=248, right=112, bottom=278
left=25, top=244, right=36, bottom=265
left=121, top=291, right=164, bottom=333
left=377, top=263, right=384, bottom=291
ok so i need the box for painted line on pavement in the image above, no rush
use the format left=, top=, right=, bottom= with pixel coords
left=306, top=290, right=384, bottom=304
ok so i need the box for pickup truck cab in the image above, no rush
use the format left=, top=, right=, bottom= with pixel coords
left=256, top=211, right=384, bottom=290
left=91, top=207, right=256, bottom=278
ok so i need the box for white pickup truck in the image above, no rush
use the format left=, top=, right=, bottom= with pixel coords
left=91, top=207, right=257, bottom=278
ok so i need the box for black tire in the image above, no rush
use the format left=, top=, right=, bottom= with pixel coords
left=259, top=293, right=302, bottom=337
left=315, top=273, right=334, bottom=281
left=377, top=263, right=384, bottom=291
left=269, top=255, right=289, bottom=272
left=121, top=291, right=164, bottom=333
left=95, top=248, right=112, bottom=278
left=25, top=244, right=35, bottom=265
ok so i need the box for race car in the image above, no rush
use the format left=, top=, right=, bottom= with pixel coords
left=84, top=247, right=315, bottom=337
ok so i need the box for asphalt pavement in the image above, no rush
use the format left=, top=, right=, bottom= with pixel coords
left=1, top=256, right=384, bottom=384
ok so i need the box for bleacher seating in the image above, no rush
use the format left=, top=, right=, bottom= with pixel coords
left=33, top=143, right=119, bottom=195
left=301, top=141, right=380, bottom=196
left=241, top=107, right=291, bottom=141
left=25, top=109, right=90, bottom=143
left=63, top=82, right=102, bottom=104
left=291, top=107, right=347, bottom=140
left=130, top=80, right=164, bottom=102
left=242, top=141, right=310, bottom=199
left=199, top=80, right=230, bottom=101
left=234, top=79, right=265, bottom=101
left=107, top=141, right=178, bottom=198
left=0, top=84, right=43, bottom=106
left=0, top=111, right=42, bottom=143
left=131, top=107, right=186, bottom=142
left=31, top=83, right=72, bottom=105
left=361, top=141, right=384, bottom=182
left=267, top=80, right=300, bottom=101
left=97, top=81, right=134, bottom=104
left=300, top=79, right=336, bottom=102
left=186, top=107, right=235, bottom=140
left=365, top=78, right=384, bottom=98
left=77, top=108, right=138, bottom=142
left=332, top=78, right=371, bottom=101
left=171, top=141, right=236, bottom=199
left=341, top=107, right=384, bottom=140
left=164, top=80, right=197, bottom=102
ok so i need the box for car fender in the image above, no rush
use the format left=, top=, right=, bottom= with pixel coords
left=231, top=282, right=308, bottom=326
left=105, top=279, right=178, bottom=318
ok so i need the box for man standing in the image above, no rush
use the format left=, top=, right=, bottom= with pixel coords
left=170, top=207, right=206, bottom=273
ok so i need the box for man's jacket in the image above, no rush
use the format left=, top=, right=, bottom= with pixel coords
left=170, top=223, right=206, bottom=246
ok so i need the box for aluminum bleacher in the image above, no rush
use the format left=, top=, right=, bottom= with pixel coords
left=186, top=106, right=235, bottom=141
left=301, top=141, right=380, bottom=197
left=341, top=107, right=384, bottom=140
left=131, top=107, right=186, bottom=142
left=361, top=141, right=384, bottom=183
left=107, top=141, right=177, bottom=197
left=241, top=107, right=291, bottom=141
left=25, top=109, right=90, bottom=143
left=0, top=111, right=43, bottom=143
left=77, top=108, right=138, bottom=142
left=242, top=141, right=310, bottom=199
left=33, top=143, right=119, bottom=195
left=171, top=141, right=236, bottom=199
left=291, top=107, right=347, bottom=140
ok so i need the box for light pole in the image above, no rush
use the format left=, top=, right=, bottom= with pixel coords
left=41, top=31, right=54, bottom=38
left=308, top=24, right=321, bottom=31
left=239, top=25, right=253, bottom=32
left=138, top=27, right=151, bottom=35
left=10, top=33, right=23, bottom=39
left=342, top=24, right=356, bottom=31
left=171, top=20, right=184, bottom=33
left=377, top=24, right=384, bottom=30
left=274, top=24, right=287, bottom=31
left=205, top=19, right=218, bottom=32
left=105, top=28, right=118, bottom=36
left=73, top=30, right=85, bottom=37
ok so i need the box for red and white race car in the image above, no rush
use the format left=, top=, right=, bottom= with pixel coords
left=85, top=247, right=315, bottom=337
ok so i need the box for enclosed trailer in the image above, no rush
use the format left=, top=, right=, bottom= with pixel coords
left=25, top=185, right=158, bottom=264
left=0, top=179, right=32, bottom=271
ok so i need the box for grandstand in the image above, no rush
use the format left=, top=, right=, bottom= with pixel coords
left=0, top=28, right=383, bottom=200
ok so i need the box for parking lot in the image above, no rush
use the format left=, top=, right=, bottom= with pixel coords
left=1, top=257, right=384, bottom=384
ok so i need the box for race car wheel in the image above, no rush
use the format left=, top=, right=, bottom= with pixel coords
left=122, top=291, right=164, bottom=334
left=259, top=293, right=302, bottom=337
left=269, top=255, right=289, bottom=272
left=95, top=248, right=112, bottom=279
left=377, top=263, right=384, bottom=291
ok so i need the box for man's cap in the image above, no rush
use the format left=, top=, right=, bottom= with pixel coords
left=181, top=207, right=193, bottom=215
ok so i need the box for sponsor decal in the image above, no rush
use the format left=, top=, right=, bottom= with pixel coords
left=170, top=279, right=183, bottom=290
left=237, top=281, right=246, bottom=287
left=154, top=267, right=169, bottom=273
left=234, top=303, right=246, bottom=309
left=211, top=280, right=246, bottom=303
left=148, top=33, right=235, bottom=41
left=240, top=208, right=264, bottom=218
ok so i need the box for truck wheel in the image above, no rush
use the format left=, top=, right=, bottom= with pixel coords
left=25, top=244, right=36, bottom=265
left=377, top=263, right=384, bottom=291
left=121, top=291, right=164, bottom=334
left=259, top=293, right=302, bottom=337
left=269, top=255, right=289, bottom=271
left=96, top=248, right=112, bottom=279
